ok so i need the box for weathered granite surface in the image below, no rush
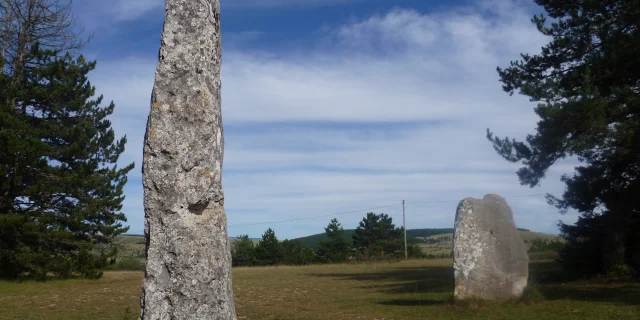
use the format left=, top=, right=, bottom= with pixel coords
left=453, top=194, right=528, bottom=300
left=140, top=0, right=236, bottom=319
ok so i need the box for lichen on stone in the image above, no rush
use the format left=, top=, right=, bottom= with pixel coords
left=140, top=1, right=235, bottom=319
left=453, top=194, right=528, bottom=300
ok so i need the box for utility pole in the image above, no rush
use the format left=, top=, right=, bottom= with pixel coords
left=403, top=200, right=407, bottom=260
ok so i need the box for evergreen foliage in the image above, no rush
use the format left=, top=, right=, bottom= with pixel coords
left=528, top=237, right=565, bottom=253
left=301, top=247, right=317, bottom=264
left=281, top=239, right=311, bottom=265
left=231, top=231, right=318, bottom=267
left=255, top=228, right=285, bottom=266
left=487, top=0, right=640, bottom=275
left=317, top=218, right=350, bottom=263
left=352, top=212, right=414, bottom=259
left=229, top=214, right=427, bottom=267
left=231, top=234, right=256, bottom=267
left=0, top=44, right=133, bottom=279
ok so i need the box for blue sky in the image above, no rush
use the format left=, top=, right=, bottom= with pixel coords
left=71, top=0, right=579, bottom=239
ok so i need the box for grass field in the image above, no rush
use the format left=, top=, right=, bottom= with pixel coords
left=1, top=258, right=639, bottom=320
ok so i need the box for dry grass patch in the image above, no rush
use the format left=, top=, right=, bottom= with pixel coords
left=1, top=259, right=639, bottom=319
left=0, top=271, right=142, bottom=320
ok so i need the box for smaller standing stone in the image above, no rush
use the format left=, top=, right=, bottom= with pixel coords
left=453, top=194, right=528, bottom=300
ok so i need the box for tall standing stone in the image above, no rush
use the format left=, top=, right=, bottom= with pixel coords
left=140, top=1, right=236, bottom=319
left=452, top=194, right=528, bottom=300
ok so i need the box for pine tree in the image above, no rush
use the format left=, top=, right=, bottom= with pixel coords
left=301, top=247, right=317, bottom=265
left=352, top=212, right=403, bottom=259
left=255, top=228, right=284, bottom=266
left=0, top=44, right=133, bottom=279
left=231, top=234, right=256, bottom=267
left=487, top=0, right=640, bottom=274
left=317, top=218, right=351, bottom=263
left=281, top=239, right=304, bottom=265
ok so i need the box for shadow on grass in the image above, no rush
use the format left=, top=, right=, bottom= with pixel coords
left=377, top=299, right=446, bottom=306
left=310, top=260, right=640, bottom=306
left=539, top=284, right=640, bottom=305
left=309, top=266, right=454, bottom=294
left=528, top=260, right=573, bottom=284
left=528, top=260, right=640, bottom=305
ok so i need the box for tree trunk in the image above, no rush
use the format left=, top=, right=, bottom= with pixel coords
left=602, top=213, right=627, bottom=274
left=602, top=187, right=633, bottom=274
left=140, top=1, right=236, bottom=319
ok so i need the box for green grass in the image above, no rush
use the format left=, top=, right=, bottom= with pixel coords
left=1, top=259, right=638, bottom=319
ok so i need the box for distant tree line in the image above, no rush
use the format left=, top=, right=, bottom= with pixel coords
left=231, top=212, right=428, bottom=267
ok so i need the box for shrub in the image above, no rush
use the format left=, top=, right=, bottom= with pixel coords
left=106, top=257, right=145, bottom=271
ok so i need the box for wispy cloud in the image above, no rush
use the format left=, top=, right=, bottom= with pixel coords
left=112, top=0, right=162, bottom=21
left=75, top=0, right=371, bottom=27
left=225, top=31, right=265, bottom=49
left=91, top=0, right=576, bottom=237
left=73, top=0, right=162, bottom=28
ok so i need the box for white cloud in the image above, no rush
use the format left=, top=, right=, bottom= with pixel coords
left=72, top=0, right=163, bottom=33
left=92, top=0, right=578, bottom=237
left=74, top=0, right=371, bottom=28
left=111, top=0, right=162, bottom=21
left=225, top=31, right=264, bottom=47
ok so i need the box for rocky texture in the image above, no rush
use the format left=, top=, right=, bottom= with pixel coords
left=453, top=194, right=528, bottom=300
left=140, top=0, right=236, bottom=319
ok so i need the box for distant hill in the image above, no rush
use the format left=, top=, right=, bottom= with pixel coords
left=295, top=228, right=455, bottom=250
left=296, top=229, right=355, bottom=249
left=295, top=227, right=553, bottom=251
